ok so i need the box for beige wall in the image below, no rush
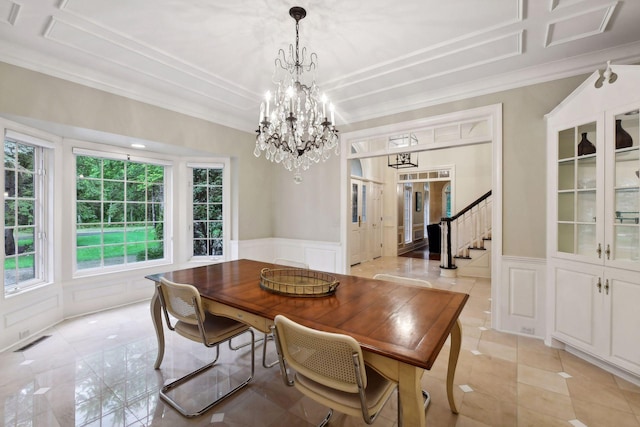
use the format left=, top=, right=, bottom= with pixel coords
left=0, top=62, right=273, bottom=241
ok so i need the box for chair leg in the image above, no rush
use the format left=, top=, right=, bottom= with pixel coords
left=228, top=329, right=264, bottom=351
left=262, top=333, right=279, bottom=368
left=159, top=328, right=255, bottom=418
left=317, top=409, right=333, bottom=427
left=422, top=389, right=431, bottom=409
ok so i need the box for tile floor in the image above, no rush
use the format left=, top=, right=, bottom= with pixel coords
left=1, top=256, right=640, bottom=426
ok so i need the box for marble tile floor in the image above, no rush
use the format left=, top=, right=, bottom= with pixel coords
left=2, top=256, right=640, bottom=426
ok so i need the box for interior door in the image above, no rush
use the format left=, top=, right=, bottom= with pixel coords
left=350, top=179, right=368, bottom=265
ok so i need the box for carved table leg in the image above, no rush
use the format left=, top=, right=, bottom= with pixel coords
left=446, top=319, right=462, bottom=414
left=150, top=288, right=165, bottom=369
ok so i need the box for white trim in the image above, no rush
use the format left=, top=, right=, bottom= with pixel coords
left=185, top=161, right=225, bottom=169
left=5, top=130, right=57, bottom=149
left=71, top=146, right=173, bottom=166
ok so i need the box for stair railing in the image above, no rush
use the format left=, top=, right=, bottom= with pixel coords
left=440, top=190, right=492, bottom=272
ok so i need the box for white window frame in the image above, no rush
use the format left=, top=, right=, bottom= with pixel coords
left=186, top=158, right=230, bottom=262
left=3, top=128, right=56, bottom=296
left=72, top=147, right=173, bottom=277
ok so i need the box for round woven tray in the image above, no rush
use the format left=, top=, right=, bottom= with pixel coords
left=259, top=268, right=339, bottom=297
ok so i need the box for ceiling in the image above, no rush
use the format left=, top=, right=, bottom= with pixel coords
left=2, top=0, right=640, bottom=134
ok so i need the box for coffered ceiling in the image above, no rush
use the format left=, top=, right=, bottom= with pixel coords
left=1, top=0, right=640, bottom=133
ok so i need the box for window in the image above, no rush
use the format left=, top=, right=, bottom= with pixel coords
left=189, top=161, right=229, bottom=260
left=4, top=135, right=51, bottom=295
left=75, top=152, right=167, bottom=272
left=404, top=183, right=413, bottom=244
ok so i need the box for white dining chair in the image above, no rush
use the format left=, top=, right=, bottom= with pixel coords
left=272, top=314, right=399, bottom=426
left=156, top=277, right=255, bottom=418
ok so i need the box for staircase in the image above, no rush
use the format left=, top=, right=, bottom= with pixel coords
left=440, top=191, right=492, bottom=278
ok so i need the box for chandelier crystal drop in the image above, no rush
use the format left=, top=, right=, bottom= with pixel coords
left=254, top=6, right=339, bottom=183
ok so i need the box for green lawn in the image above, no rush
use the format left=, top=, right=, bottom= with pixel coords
left=5, top=228, right=158, bottom=269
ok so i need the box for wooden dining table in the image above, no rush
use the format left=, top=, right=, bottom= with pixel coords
left=146, top=259, right=468, bottom=427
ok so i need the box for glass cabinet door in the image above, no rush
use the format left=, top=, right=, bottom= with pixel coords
left=557, top=122, right=598, bottom=258
left=611, top=110, right=640, bottom=262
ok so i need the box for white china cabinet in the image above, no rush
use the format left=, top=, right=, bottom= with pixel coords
left=546, top=64, right=640, bottom=377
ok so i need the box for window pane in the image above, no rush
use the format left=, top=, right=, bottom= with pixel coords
left=77, top=156, right=101, bottom=179
left=209, top=169, right=222, bottom=185
left=194, top=186, right=207, bottom=203
left=104, top=202, right=124, bottom=223
left=17, top=227, right=34, bottom=254
left=127, top=243, right=146, bottom=262
left=126, top=182, right=145, bottom=201
left=149, top=222, right=163, bottom=240
left=209, top=239, right=223, bottom=256
left=209, top=187, right=222, bottom=203
left=209, top=221, right=222, bottom=238
left=18, top=255, right=35, bottom=282
left=77, top=247, right=102, bottom=270
left=103, top=159, right=125, bottom=180
left=147, top=242, right=163, bottom=260
left=127, top=163, right=146, bottom=182
left=5, top=201, right=15, bottom=226
left=4, top=141, right=15, bottom=168
left=5, top=170, right=15, bottom=197
left=78, top=202, right=102, bottom=224
left=126, top=227, right=146, bottom=243
left=147, top=183, right=163, bottom=202
left=77, top=179, right=102, bottom=201
left=5, top=228, right=16, bottom=256
left=18, top=145, right=34, bottom=171
left=77, top=225, right=101, bottom=247
left=18, top=172, right=34, bottom=197
left=126, top=203, right=146, bottom=222
left=103, top=181, right=124, bottom=201
left=193, top=168, right=207, bottom=186
left=104, top=245, right=125, bottom=266
left=147, top=203, right=163, bottom=222
left=208, top=204, right=222, bottom=221
left=194, top=222, right=206, bottom=238
left=194, top=204, right=207, bottom=220
left=147, top=165, right=164, bottom=183
left=17, top=200, right=34, bottom=226
left=194, top=239, right=207, bottom=256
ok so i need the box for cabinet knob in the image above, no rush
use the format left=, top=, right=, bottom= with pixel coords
left=605, top=244, right=611, bottom=260
left=597, top=243, right=602, bottom=258
left=597, top=277, right=602, bottom=293
left=605, top=279, right=610, bottom=295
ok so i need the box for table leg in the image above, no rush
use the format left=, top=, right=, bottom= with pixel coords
left=446, top=319, right=462, bottom=414
left=150, top=289, right=165, bottom=369
left=398, top=362, right=426, bottom=427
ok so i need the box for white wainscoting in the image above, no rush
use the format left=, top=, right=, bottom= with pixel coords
left=498, top=256, right=547, bottom=339
left=231, top=238, right=344, bottom=273
left=63, top=276, right=154, bottom=318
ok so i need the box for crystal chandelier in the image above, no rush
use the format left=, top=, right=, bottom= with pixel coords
left=254, top=6, right=339, bottom=183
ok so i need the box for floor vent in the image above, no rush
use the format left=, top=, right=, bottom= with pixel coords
left=14, top=335, right=51, bottom=352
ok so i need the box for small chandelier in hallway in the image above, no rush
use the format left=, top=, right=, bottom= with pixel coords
left=254, top=6, right=339, bottom=183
